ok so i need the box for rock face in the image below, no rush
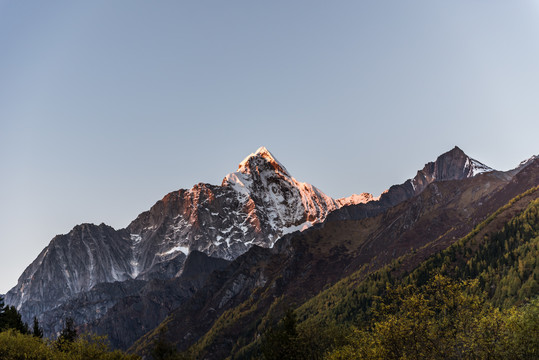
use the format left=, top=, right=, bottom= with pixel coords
left=82, top=251, right=231, bottom=349
left=5, top=224, right=135, bottom=313
left=384, top=146, right=493, bottom=206
left=5, top=147, right=342, bottom=329
left=38, top=280, right=147, bottom=338
left=409, top=146, right=492, bottom=194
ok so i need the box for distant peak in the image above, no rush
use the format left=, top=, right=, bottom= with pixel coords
left=237, top=147, right=290, bottom=176
left=449, top=145, right=465, bottom=155
left=255, top=146, right=270, bottom=155
left=414, top=146, right=493, bottom=185
left=437, top=146, right=472, bottom=163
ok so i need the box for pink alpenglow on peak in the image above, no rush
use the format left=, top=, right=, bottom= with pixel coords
left=222, top=147, right=339, bottom=240
left=237, top=146, right=290, bottom=176
left=336, top=193, right=377, bottom=207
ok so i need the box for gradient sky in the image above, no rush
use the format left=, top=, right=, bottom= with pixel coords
left=1, top=1, right=538, bottom=293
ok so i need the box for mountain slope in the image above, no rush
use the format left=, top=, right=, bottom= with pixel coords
left=83, top=251, right=231, bottom=350
left=290, top=187, right=539, bottom=359
left=5, top=145, right=531, bottom=356
left=5, top=224, right=135, bottom=312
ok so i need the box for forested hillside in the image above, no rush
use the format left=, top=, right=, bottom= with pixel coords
left=254, top=188, right=539, bottom=359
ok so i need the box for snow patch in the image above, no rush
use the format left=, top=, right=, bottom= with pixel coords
left=470, top=158, right=493, bottom=176
left=161, top=245, right=190, bottom=256
left=237, top=146, right=290, bottom=176
left=336, top=193, right=375, bottom=207
left=516, top=155, right=538, bottom=170
left=222, top=172, right=253, bottom=196
left=282, top=221, right=313, bottom=235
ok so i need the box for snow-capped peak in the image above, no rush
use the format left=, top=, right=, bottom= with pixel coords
left=237, top=146, right=290, bottom=177
left=221, top=147, right=339, bottom=243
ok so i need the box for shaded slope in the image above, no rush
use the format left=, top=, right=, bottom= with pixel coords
left=84, top=251, right=230, bottom=350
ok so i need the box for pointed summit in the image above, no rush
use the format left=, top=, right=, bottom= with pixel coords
left=440, top=146, right=493, bottom=178
left=237, top=146, right=290, bottom=176
left=408, top=146, right=493, bottom=195
left=221, top=147, right=338, bottom=237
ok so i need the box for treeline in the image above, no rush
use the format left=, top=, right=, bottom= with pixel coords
left=0, top=297, right=140, bottom=360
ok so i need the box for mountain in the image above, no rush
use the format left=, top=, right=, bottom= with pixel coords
left=130, top=153, right=537, bottom=359
left=5, top=147, right=348, bottom=331
left=5, top=224, right=136, bottom=316
left=127, top=146, right=340, bottom=268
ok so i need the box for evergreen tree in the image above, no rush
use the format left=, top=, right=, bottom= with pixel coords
left=56, top=317, right=77, bottom=351
left=150, top=327, right=183, bottom=360
left=32, top=316, right=43, bottom=338
left=0, top=306, right=29, bottom=334
left=261, top=309, right=305, bottom=360
left=0, top=296, right=4, bottom=330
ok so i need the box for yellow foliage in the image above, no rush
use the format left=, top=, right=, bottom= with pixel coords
left=0, top=330, right=140, bottom=360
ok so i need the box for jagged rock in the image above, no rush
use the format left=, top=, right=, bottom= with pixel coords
left=6, top=224, right=134, bottom=313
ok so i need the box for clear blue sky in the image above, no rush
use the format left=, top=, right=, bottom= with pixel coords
left=1, top=0, right=538, bottom=293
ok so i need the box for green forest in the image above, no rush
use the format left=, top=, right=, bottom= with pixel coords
left=252, top=197, right=539, bottom=359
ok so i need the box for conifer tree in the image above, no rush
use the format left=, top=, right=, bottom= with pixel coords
left=150, top=326, right=185, bottom=360
left=32, top=316, right=43, bottom=338
left=0, top=306, right=29, bottom=334
left=56, top=317, right=77, bottom=351
left=261, top=309, right=304, bottom=360
left=0, top=295, right=4, bottom=329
